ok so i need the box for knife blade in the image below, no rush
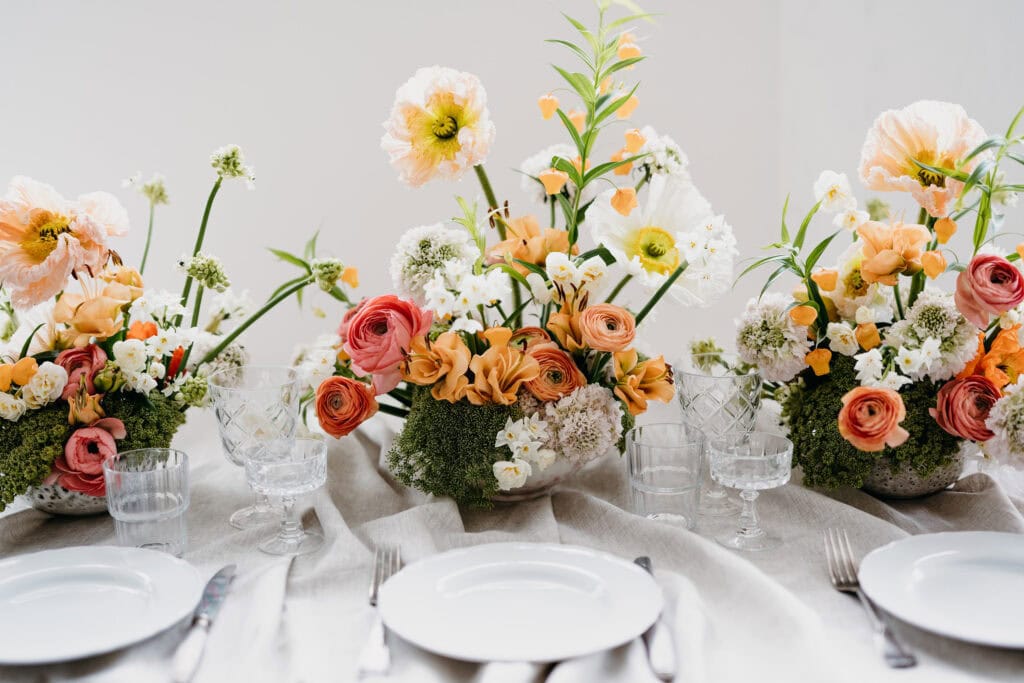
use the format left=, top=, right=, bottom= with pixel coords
left=172, top=564, right=237, bottom=683
left=634, top=556, right=676, bottom=682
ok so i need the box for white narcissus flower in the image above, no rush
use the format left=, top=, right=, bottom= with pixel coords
left=895, top=347, right=924, bottom=375
left=876, top=372, right=912, bottom=391
left=0, top=393, right=27, bottom=421
left=833, top=209, right=869, bottom=232
left=113, top=339, right=148, bottom=373
left=450, top=316, right=483, bottom=334
left=493, top=458, right=532, bottom=491
left=545, top=252, right=579, bottom=286
left=146, top=329, right=181, bottom=358
left=526, top=273, right=552, bottom=304
left=381, top=66, right=496, bottom=187
left=854, top=349, right=884, bottom=384
left=148, top=361, right=166, bottom=380
left=813, top=170, right=857, bottom=212
left=21, top=362, right=68, bottom=409
left=826, top=322, right=859, bottom=356
left=125, top=371, right=157, bottom=395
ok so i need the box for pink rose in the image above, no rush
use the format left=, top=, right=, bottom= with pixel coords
left=342, top=295, right=432, bottom=394
left=43, top=417, right=126, bottom=497
left=55, top=344, right=108, bottom=400
left=955, top=254, right=1024, bottom=328
left=930, top=376, right=1000, bottom=442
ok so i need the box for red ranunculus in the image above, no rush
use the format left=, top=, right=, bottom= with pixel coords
left=315, top=376, right=378, bottom=438
left=55, top=344, right=107, bottom=400
left=955, top=254, right=1024, bottom=328
left=930, top=375, right=1000, bottom=441
left=341, top=295, right=432, bottom=394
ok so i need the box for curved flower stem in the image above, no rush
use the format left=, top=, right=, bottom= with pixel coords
left=635, top=264, right=688, bottom=325
left=179, top=177, right=223, bottom=319
left=139, top=202, right=156, bottom=275
left=474, top=164, right=523, bottom=325
left=197, top=276, right=311, bottom=367
left=905, top=207, right=931, bottom=309
left=605, top=274, right=632, bottom=304
left=893, top=281, right=905, bottom=320
left=191, top=286, right=204, bottom=328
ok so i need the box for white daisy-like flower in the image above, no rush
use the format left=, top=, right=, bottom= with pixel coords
left=381, top=66, right=496, bottom=187
left=895, top=347, right=924, bottom=375
left=519, top=143, right=595, bottom=205
left=833, top=208, right=869, bottom=232
left=813, top=170, right=857, bottom=212
left=735, top=293, right=812, bottom=382
left=884, top=289, right=977, bottom=381
left=635, top=126, right=690, bottom=178
left=390, top=223, right=480, bottom=304
left=986, top=377, right=1024, bottom=464
left=826, top=322, right=859, bottom=356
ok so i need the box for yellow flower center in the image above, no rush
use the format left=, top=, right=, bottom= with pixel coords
left=431, top=115, right=459, bottom=140
left=906, top=150, right=950, bottom=188
left=627, top=226, right=679, bottom=275
left=21, top=212, right=72, bottom=263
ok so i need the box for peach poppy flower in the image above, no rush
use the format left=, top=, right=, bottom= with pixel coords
left=485, top=216, right=575, bottom=274
left=859, top=100, right=987, bottom=218
left=401, top=331, right=472, bottom=403
left=0, top=177, right=122, bottom=309
left=856, top=220, right=930, bottom=286
left=612, top=349, right=675, bottom=415
left=465, top=328, right=540, bottom=406
left=525, top=343, right=587, bottom=401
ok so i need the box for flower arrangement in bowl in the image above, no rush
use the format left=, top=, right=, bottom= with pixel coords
left=291, top=2, right=738, bottom=506
left=0, top=146, right=348, bottom=515
left=731, top=100, right=1024, bottom=497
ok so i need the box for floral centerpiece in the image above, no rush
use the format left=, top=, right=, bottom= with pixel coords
left=289, top=2, right=737, bottom=506
left=732, top=100, right=1024, bottom=497
left=0, top=146, right=348, bottom=513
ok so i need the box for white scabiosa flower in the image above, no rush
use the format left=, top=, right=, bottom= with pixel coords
left=986, top=377, right=1024, bottom=463
left=381, top=66, right=496, bottom=187
left=20, top=362, right=68, bottom=408
left=543, top=384, right=623, bottom=465
left=635, top=126, right=690, bottom=178
left=735, top=293, right=812, bottom=382
left=390, top=223, right=480, bottom=304
left=884, top=289, right=977, bottom=380
left=813, top=170, right=857, bottom=212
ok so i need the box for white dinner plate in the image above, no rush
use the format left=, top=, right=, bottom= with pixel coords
left=859, top=531, right=1024, bottom=649
left=377, top=542, right=663, bottom=663
left=0, top=546, right=204, bottom=664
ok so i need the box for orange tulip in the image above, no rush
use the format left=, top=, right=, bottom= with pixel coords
left=611, top=187, right=638, bottom=217
left=537, top=93, right=559, bottom=120
left=810, top=268, right=838, bottom=292
left=805, top=348, right=832, bottom=376
left=789, top=305, right=817, bottom=327
left=538, top=169, right=569, bottom=195
left=855, top=322, right=881, bottom=350
left=934, top=217, right=957, bottom=244
left=921, top=250, right=947, bottom=279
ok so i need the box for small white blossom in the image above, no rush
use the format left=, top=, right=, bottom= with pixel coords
left=450, top=316, right=484, bottom=334
left=546, top=252, right=579, bottom=286
left=20, top=362, right=68, bottom=409
left=735, top=293, right=812, bottom=383
left=876, top=372, right=912, bottom=391
left=855, top=306, right=876, bottom=325
left=813, top=170, right=857, bottom=212
left=826, top=322, right=860, bottom=356
left=0, top=393, right=27, bottom=421
left=854, top=349, right=884, bottom=384
left=124, top=371, right=157, bottom=395
left=210, top=144, right=255, bottom=187
left=146, top=329, right=181, bottom=358
left=390, top=223, right=480, bottom=304
left=526, top=273, right=552, bottom=304
left=895, top=347, right=924, bottom=375
left=493, top=458, right=532, bottom=491
left=113, top=339, right=148, bottom=374
left=635, top=126, right=690, bottom=178
left=833, top=209, right=870, bottom=232
left=986, top=377, right=1024, bottom=462
left=148, top=361, right=166, bottom=380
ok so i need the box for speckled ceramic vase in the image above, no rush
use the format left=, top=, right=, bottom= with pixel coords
left=26, top=485, right=108, bottom=515
left=861, top=450, right=965, bottom=499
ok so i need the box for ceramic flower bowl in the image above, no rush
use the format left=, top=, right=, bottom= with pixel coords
left=27, top=485, right=108, bottom=516
left=861, top=450, right=965, bottom=499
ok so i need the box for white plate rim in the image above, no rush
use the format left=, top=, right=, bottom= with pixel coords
left=377, top=541, right=663, bottom=663
left=0, top=545, right=204, bottom=665
left=859, top=531, right=1024, bottom=649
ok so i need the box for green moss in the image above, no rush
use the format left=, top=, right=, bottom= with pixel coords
left=0, top=391, right=186, bottom=511
left=387, top=386, right=519, bottom=508
left=782, top=354, right=961, bottom=490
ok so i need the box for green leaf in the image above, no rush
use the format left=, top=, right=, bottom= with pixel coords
left=551, top=154, right=583, bottom=188
left=554, top=108, right=586, bottom=158
left=779, top=194, right=791, bottom=243
left=303, top=231, right=319, bottom=261
left=267, top=275, right=310, bottom=305
left=912, top=158, right=969, bottom=183
left=583, top=154, right=644, bottom=184
left=491, top=262, right=532, bottom=290
left=960, top=158, right=995, bottom=198
left=759, top=263, right=792, bottom=299
left=576, top=245, right=616, bottom=265
left=803, top=230, right=842, bottom=274
left=593, top=83, right=640, bottom=126
left=562, top=13, right=600, bottom=51
left=552, top=65, right=594, bottom=105
left=600, top=56, right=645, bottom=80
left=326, top=285, right=350, bottom=303
left=1005, top=104, right=1024, bottom=138
left=607, top=11, right=657, bottom=30
left=961, top=137, right=1006, bottom=165
left=793, top=200, right=823, bottom=250
left=545, top=39, right=593, bottom=68
left=19, top=323, right=45, bottom=360
left=268, top=248, right=310, bottom=272
left=735, top=253, right=793, bottom=284
left=513, top=258, right=549, bottom=279
left=556, top=193, right=576, bottom=230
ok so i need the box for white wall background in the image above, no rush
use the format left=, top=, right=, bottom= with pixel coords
left=2, top=0, right=1022, bottom=364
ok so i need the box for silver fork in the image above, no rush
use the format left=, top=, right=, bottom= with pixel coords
left=358, top=545, right=402, bottom=679
left=824, top=528, right=916, bottom=668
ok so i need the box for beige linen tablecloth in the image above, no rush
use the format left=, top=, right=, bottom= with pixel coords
left=1, top=409, right=1023, bottom=683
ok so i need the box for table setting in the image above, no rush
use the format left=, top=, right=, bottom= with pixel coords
left=2, top=1, right=1024, bottom=681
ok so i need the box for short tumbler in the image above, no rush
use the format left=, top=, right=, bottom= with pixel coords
left=103, top=448, right=189, bottom=557
left=627, top=423, right=704, bottom=529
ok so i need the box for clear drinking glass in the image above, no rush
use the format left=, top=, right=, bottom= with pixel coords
left=103, top=448, right=189, bottom=557
left=246, top=436, right=327, bottom=556
left=675, top=353, right=762, bottom=517
left=627, top=423, right=704, bottom=529
left=206, top=365, right=300, bottom=530
left=707, top=432, right=792, bottom=551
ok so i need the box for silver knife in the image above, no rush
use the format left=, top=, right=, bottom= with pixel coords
left=634, top=557, right=676, bottom=682
left=172, top=565, right=237, bottom=683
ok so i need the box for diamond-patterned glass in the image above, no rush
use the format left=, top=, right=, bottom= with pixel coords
left=675, top=366, right=762, bottom=439
left=207, top=366, right=300, bottom=467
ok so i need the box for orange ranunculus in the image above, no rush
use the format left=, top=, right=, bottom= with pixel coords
left=838, top=386, right=909, bottom=452
left=546, top=311, right=586, bottom=353
left=525, top=343, right=587, bottom=401
left=856, top=220, right=931, bottom=286
left=486, top=216, right=576, bottom=274
left=127, top=320, right=158, bottom=340
left=538, top=169, right=569, bottom=195
left=466, top=328, right=541, bottom=406
left=624, top=128, right=645, bottom=153
left=921, top=250, right=947, bottom=279
left=805, top=348, right=832, bottom=376
left=401, top=331, right=472, bottom=403
left=611, top=187, right=638, bottom=216
left=315, top=376, right=378, bottom=439
left=510, top=326, right=552, bottom=350
left=613, top=349, right=675, bottom=415
left=810, top=268, right=838, bottom=292
left=537, top=93, right=559, bottom=120
left=935, top=217, right=957, bottom=244
left=578, top=304, right=636, bottom=352
left=789, top=305, right=817, bottom=327
left=957, top=326, right=1024, bottom=390
left=855, top=322, right=881, bottom=350
left=53, top=290, right=129, bottom=347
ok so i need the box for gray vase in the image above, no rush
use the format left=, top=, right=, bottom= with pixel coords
left=26, top=485, right=108, bottom=516
left=861, top=450, right=965, bottom=499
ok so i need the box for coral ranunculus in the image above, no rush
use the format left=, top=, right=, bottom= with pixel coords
left=612, top=349, right=675, bottom=415
left=485, top=215, right=575, bottom=274
left=837, top=386, right=909, bottom=452
left=930, top=375, right=1000, bottom=442
left=856, top=220, right=930, bottom=286
left=954, top=253, right=1024, bottom=328
left=859, top=100, right=987, bottom=218
left=44, top=417, right=126, bottom=496
left=578, top=304, right=636, bottom=352
left=401, top=331, right=472, bottom=403
left=55, top=344, right=108, bottom=400
left=315, top=376, right=378, bottom=439
left=342, top=295, right=432, bottom=394
left=465, top=328, right=540, bottom=406
left=525, top=343, right=587, bottom=401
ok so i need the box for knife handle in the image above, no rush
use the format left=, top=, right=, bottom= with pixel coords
left=645, top=618, right=676, bottom=681
left=173, top=616, right=211, bottom=683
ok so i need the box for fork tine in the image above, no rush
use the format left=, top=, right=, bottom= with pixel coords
left=832, top=528, right=852, bottom=585
left=369, top=547, right=383, bottom=606
left=823, top=528, right=838, bottom=585
left=839, top=529, right=859, bottom=581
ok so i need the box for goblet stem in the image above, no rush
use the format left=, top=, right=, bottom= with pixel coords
left=737, top=489, right=763, bottom=538
left=278, top=496, right=303, bottom=544
left=256, top=492, right=272, bottom=510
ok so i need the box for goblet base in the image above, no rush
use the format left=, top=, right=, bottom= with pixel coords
left=717, top=530, right=778, bottom=552
left=259, top=530, right=323, bottom=556
left=699, top=489, right=741, bottom=517
left=230, top=502, right=279, bottom=530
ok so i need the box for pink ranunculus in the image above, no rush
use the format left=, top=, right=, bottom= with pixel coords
left=837, top=386, right=909, bottom=452
left=55, top=344, right=108, bottom=400
left=930, top=375, right=1000, bottom=442
left=337, top=298, right=368, bottom=346
left=342, top=295, right=432, bottom=394
left=955, top=254, right=1024, bottom=328
left=43, top=417, right=126, bottom=497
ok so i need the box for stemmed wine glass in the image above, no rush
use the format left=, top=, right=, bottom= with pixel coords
left=245, top=436, right=327, bottom=555
left=206, top=365, right=300, bottom=529
left=675, top=353, right=762, bottom=517
left=707, top=432, right=792, bottom=551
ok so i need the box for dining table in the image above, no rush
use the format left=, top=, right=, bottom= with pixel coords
left=1, top=404, right=1023, bottom=683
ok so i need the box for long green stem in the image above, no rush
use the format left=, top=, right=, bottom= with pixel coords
left=179, top=177, right=222, bottom=318
left=605, top=274, right=632, bottom=304
left=377, top=402, right=410, bottom=418
left=894, top=281, right=905, bottom=320
left=197, top=276, right=310, bottom=367
left=905, top=207, right=930, bottom=309
left=549, top=199, right=556, bottom=228
left=475, top=164, right=523, bottom=326
left=190, top=286, right=204, bottom=328
left=635, top=264, right=687, bottom=325
left=139, top=202, right=155, bottom=275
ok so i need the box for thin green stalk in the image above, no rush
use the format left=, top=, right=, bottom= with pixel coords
left=377, top=402, right=410, bottom=418
left=197, top=276, right=311, bottom=367
left=190, top=286, right=204, bottom=328
left=549, top=199, right=557, bottom=228
left=894, top=281, right=905, bottom=320
left=474, top=164, right=523, bottom=325
left=179, top=177, right=223, bottom=318
left=139, top=202, right=155, bottom=275
left=605, top=274, right=632, bottom=304
left=635, top=264, right=687, bottom=325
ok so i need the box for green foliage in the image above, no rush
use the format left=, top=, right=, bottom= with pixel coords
left=0, top=392, right=186, bottom=511
left=387, top=386, right=520, bottom=508
left=782, top=355, right=961, bottom=490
